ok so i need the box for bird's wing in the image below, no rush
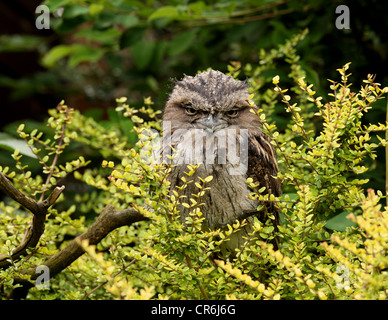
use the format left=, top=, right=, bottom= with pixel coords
left=246, top=132, right=281, bottom=228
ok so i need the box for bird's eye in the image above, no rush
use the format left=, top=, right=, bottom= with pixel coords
left=226, top=108, right=239, bottom=118
left=185, top=106, right=198, bottom=116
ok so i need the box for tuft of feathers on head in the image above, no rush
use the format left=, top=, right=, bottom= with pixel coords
left=168, top=69, right=250, bottom=112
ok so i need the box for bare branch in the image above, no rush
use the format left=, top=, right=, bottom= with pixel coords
left=9, top=205, right=148, bottom=299
left=0, top=172, right=38, bottom=213
left=42, top=205, right=148, bottom=276
left=0, top=173, right=65, bottom=269
left=43, top=185, right=66, bottom=207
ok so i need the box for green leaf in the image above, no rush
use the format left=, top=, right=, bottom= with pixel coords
left=55, top=15, right=87, bottom=34
left=114, top=14, right=139, bottom=28
left=68, top=46, right=105, bottom=68
left=281, top=193, right=299, bottom=202
left=75, top=28, right=122, bottom=46
left=94, top=11, right=117, bottom=29
left=325, top=211, right=357, bottom=231
left=120, top=27, right=144, bottom=49
left=95, top=12, right=139, bottom=29
left=148, top=6, right=179, bottom=21
left=0, top=35, right=45, bottom=52
left=62, top=4, right=90, bottom=19
left=43, top=43, right=105, bottom=68
left=168, top=29, right=196, bottom=56
left=131, top=41, right=155, bottom=70
left=0, top=133, right=37, bottom=158
left=188, top=2, right=208, bottom=14
left=41, top=45, right=76, bottom=68
left=89, top=3, right=104, bottom=16
left=45, top=0, right=72, bottom=11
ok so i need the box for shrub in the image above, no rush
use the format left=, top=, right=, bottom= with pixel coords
left=1, top=31, right=387, bottom=300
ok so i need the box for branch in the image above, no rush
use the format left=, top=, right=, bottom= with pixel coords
left=39, top=106, right=68, bottom=202
left=41, top=205, right=148, bottom=276
left=0, top=172, right=38, bottom=213
left=9, top=205, right=148, bottom=299
left=0, top=172, right=65, bottom=269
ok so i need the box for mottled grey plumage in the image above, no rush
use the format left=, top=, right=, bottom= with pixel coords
left=162, top=69, right=281, bottom=256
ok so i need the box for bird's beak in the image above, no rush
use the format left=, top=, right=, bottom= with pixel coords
left=196, top=114, right=227, bottom=132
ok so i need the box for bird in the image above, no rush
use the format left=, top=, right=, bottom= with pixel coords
left=161, top=69, right=281, bottom=257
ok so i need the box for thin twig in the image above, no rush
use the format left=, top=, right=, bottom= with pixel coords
left=40, top=107, right=69, bottom=202
left=0, top=172, right=38, bottom=213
